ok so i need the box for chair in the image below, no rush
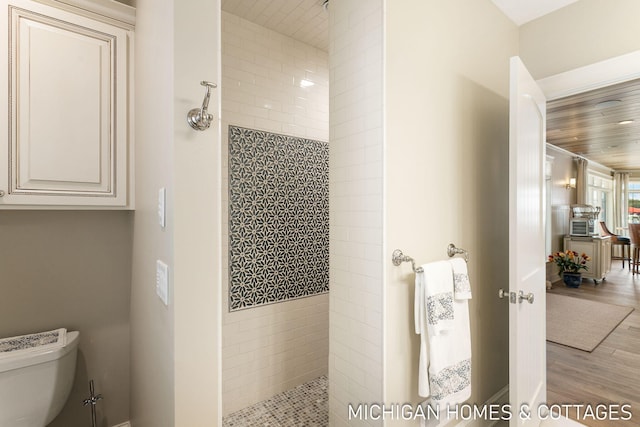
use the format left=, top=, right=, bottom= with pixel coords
left=600, top=221, right=631, bottom=268
left=629, top=224, right=640, bottom=275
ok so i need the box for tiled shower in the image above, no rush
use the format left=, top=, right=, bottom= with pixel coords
left=220, top=9, right=330, bottom=418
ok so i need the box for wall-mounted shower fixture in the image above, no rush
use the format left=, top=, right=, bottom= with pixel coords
left=322, top=0, right=329, bottom=11
left=187, top=81, right=217, bottom=131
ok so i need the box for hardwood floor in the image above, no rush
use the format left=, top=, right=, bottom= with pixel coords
left=547, top=261, right=640, bottom=427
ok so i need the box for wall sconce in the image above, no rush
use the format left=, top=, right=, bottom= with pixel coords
left=566, top=178, right=576, bottom=190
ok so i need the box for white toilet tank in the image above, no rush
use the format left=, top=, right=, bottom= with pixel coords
left=0, top=329, right=80, bottom=427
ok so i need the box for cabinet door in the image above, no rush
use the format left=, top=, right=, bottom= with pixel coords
left=0, top=0, right=130, bottom=207
left=565, top=239, right=596, bottom=279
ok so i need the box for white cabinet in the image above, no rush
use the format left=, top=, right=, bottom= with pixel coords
left=563, top=235, right=612, bottom=283
left=0, top=0, right=133, bottom=208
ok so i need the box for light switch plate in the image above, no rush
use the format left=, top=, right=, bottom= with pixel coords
left=156, top=260, right=169, bottom=306
left=158, top=188, right=166, bottom=228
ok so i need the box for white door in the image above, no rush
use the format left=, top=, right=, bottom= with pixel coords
left=508, top=56, right=547, bottom=427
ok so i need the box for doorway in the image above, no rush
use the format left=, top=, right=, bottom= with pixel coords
left=536, top=50, right=640, bottom=426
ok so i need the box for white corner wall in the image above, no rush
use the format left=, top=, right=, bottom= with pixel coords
left=220, top=11, right=329, bottom=415
left=328, top=1, right=385, bottom=426
left=173, top=0, right=221, bottom=424
left=131, top=0, right=176, bottom=424
left=132, top=0, right=221, bottom=425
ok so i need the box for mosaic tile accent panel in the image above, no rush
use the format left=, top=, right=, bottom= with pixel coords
left=228, top=126, right=329, bottom=311
left=222, top=375, right=328, bottom=426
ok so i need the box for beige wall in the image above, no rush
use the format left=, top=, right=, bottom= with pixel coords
left=547, top=146, right=575, bottom=208
left=0, top=211, right=131, bottom=427
left=547, top=146, right=575, bottom=256
left=220, top=11, right=329, bottom=415
left=384, top=0, right=518, bottom=422
left=520, top=0, right=640, bottom=79
left=131, top=0, right=221, bottom=426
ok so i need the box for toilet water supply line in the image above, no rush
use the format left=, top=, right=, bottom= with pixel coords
left=83, top=380, right=103, bottom=427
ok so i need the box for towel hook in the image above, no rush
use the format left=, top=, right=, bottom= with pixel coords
left=187, top=81, right=217, bottom=131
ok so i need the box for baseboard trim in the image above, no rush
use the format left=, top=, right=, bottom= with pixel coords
left=455, top=385, right=509, bottom=427
left=112, top=422, right=131, bottom=427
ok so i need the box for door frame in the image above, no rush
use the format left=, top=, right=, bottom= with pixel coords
left=537, top=50, right=640, bottom=101
left=516, top=50, right=640, bottom=422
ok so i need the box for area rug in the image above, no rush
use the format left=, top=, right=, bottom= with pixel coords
left=546, top=293, right=634, bottom=352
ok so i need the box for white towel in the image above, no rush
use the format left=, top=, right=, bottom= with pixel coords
left=427, top=299, right=472, bottom=412
left=415, top=261, right=456, bottom=399
left=450, top=258, right=472, bottom=300
left=414, top=260, right=472, bottom=414
left=415, top=270, right=430, bottom=397
left=422, top=261, right=455, bottom=336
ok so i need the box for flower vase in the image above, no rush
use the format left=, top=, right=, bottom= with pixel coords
left=562, top=271, right=582, bottom=288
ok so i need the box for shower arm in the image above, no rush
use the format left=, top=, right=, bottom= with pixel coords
left=187, top=81, right=217, bottom=131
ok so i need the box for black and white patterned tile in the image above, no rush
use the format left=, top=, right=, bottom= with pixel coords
left=228, top=126, right=329, bottom=311
left=222, top=375, right=328, bottom=427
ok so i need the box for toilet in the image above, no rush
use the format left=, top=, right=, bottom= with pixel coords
left=0, top=329, right=80, bottom=427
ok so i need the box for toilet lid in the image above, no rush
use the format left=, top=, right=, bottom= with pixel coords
left=0, top=328, right=67, bottom=355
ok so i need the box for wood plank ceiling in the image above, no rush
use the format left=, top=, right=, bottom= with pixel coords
left=547, top=78, right=640, bottom=171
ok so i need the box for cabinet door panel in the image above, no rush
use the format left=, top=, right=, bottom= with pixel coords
left=565, top=240, right=596, bottom=278
left=0, top=0, right=131, bottom=208
left=564, top=237, right=611, bottom=281
left=15, top=11, right=112, bottom=192
left=12, top=7, right=113, bottom=195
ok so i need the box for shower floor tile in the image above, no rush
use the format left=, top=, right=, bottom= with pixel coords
left=222, top=375, right=328, bottom=426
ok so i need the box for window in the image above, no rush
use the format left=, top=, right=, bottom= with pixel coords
left=628, top=181, right=640, bottom=223
left=588, top=173, right=612, bottom=225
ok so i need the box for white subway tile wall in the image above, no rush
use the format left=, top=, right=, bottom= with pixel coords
left=328, top=0, right=384, bottom=426
left=221, top=11, right=329, bottom=416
